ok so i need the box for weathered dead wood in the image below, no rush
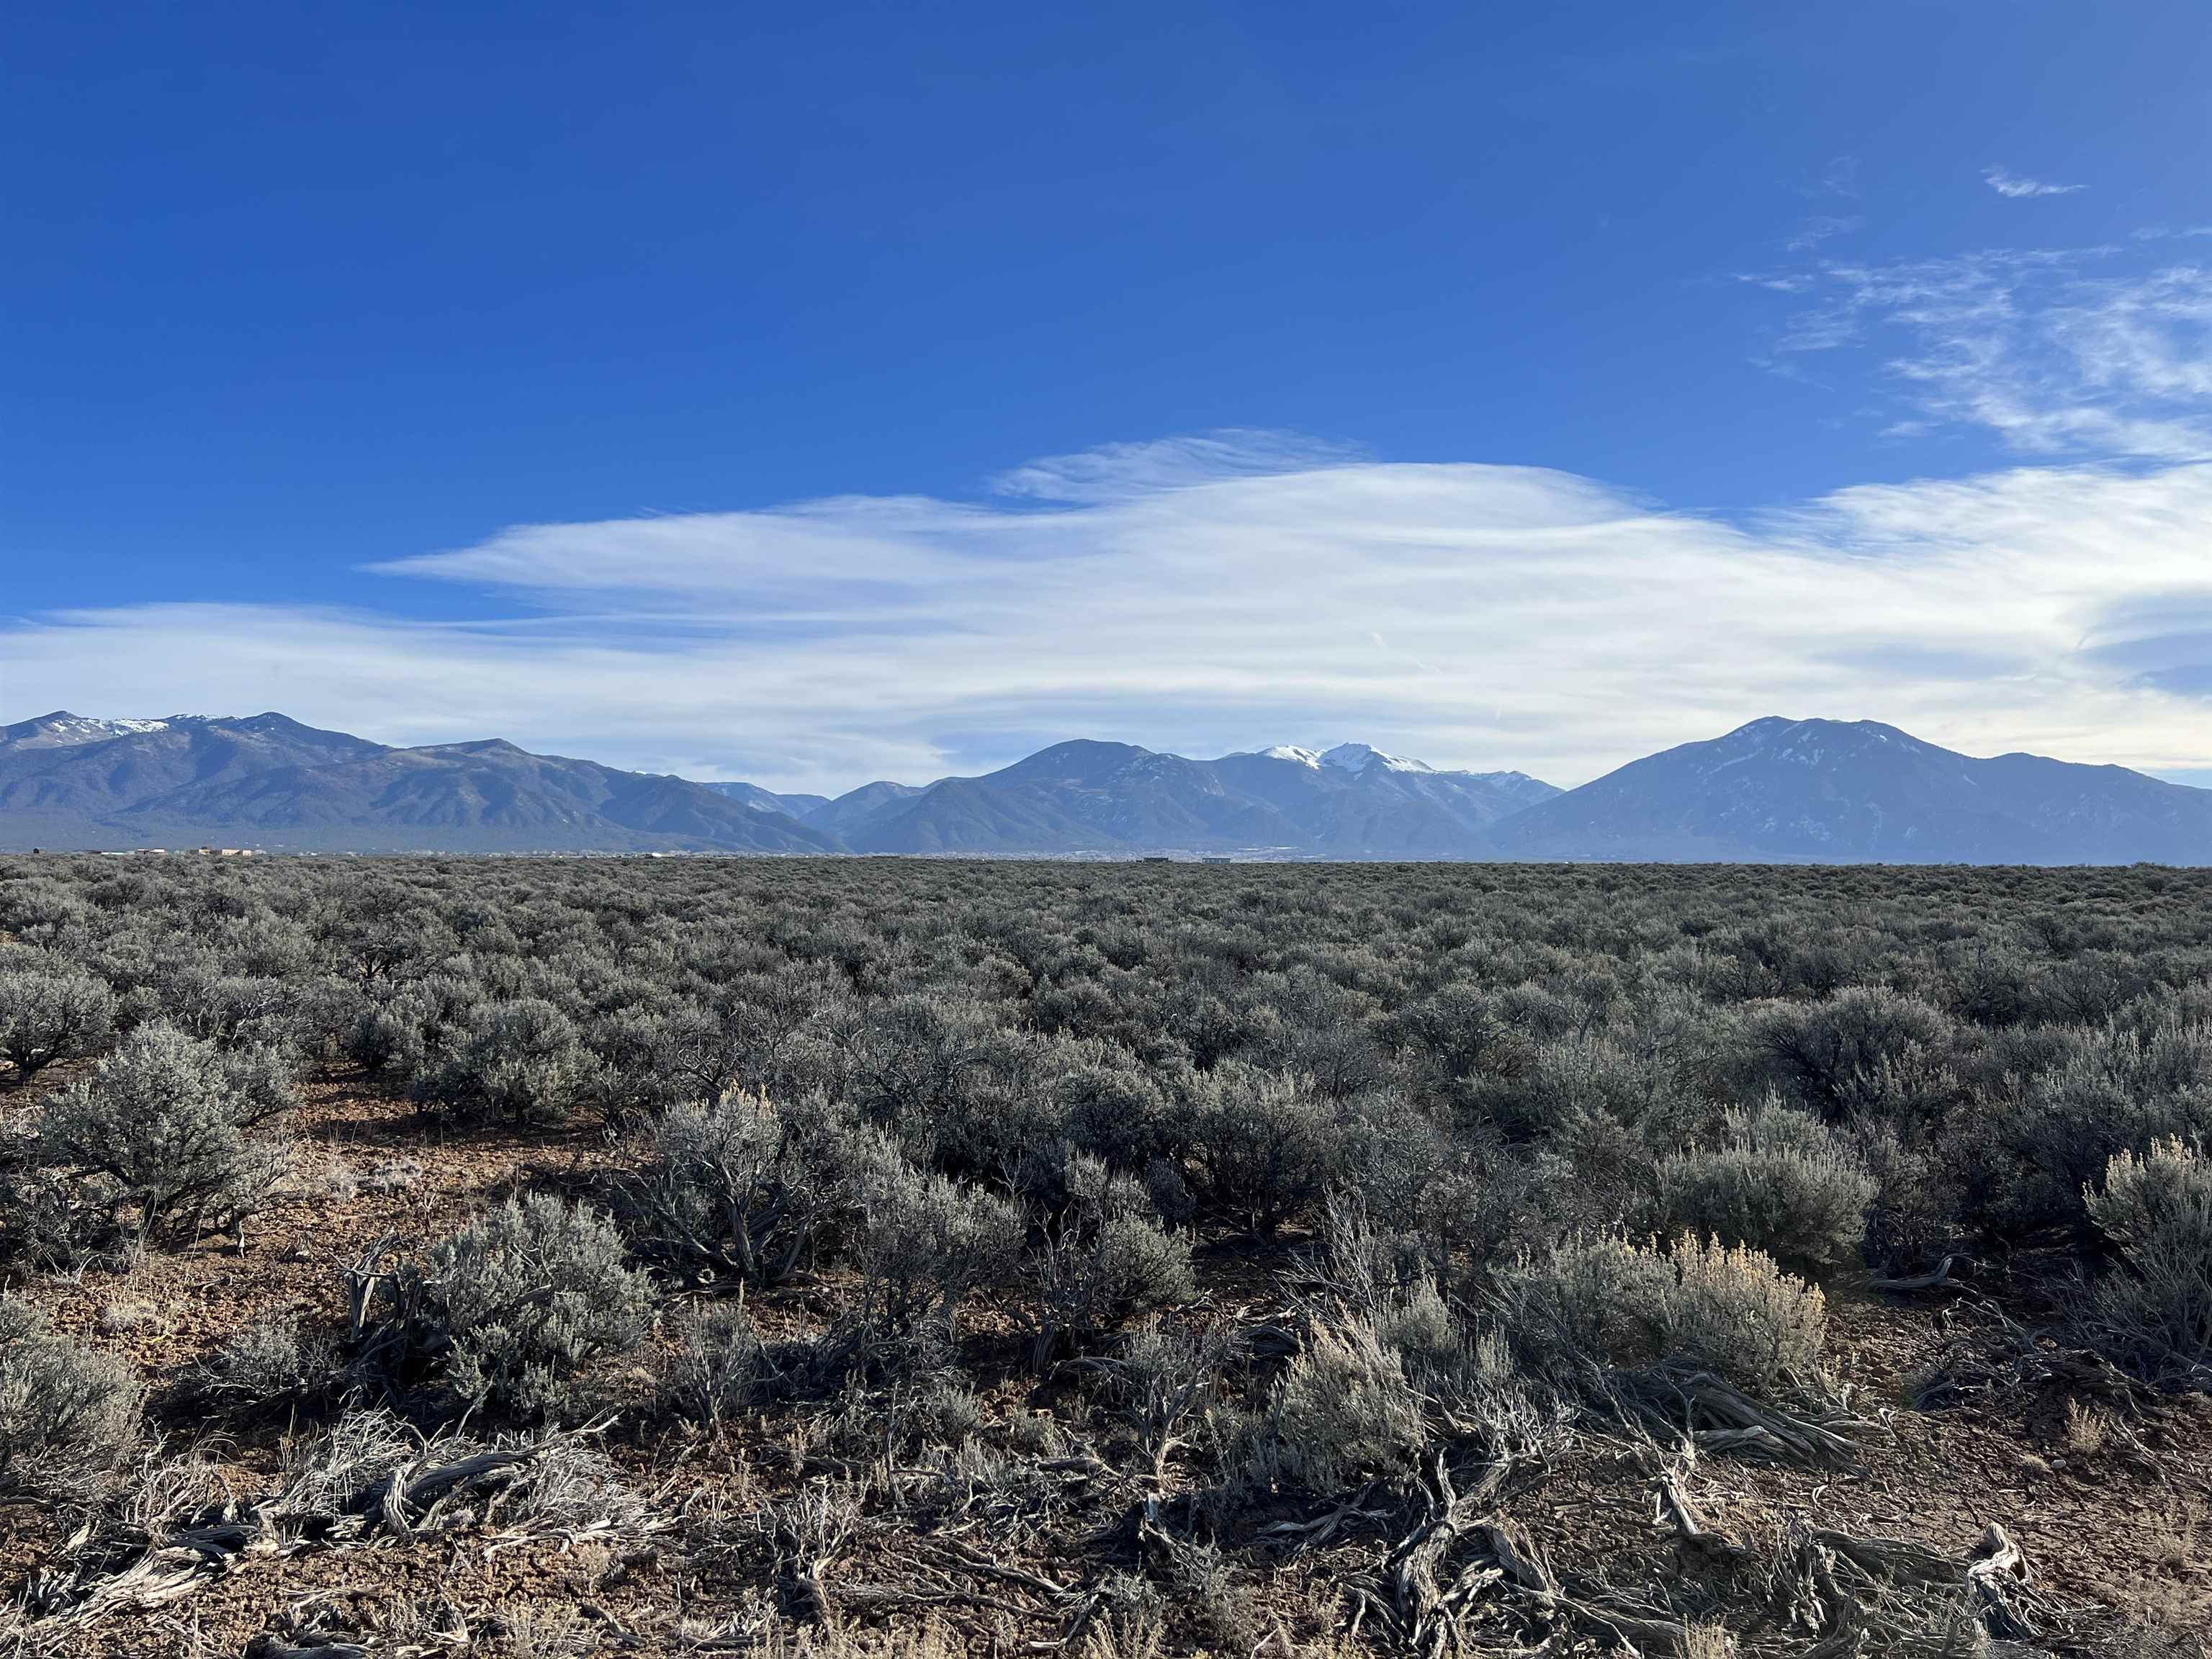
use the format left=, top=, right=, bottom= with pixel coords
left=849, top=1536, right=1146, bottom=1653
left=341, top=1235, right=406, bottom=1341
left=1765, top=1515, right=2058, bottom=1650
left=1351, top=1452, right=1544, bottom=1659
left=1917, top=1295, right=2141, bottom=1416
left=1867, top=1254, right=1968, bottom=1293
left=1561, top=1599, right=1696, bottom=1658
left=922, top=1539, right=1077, bottom=1602
left=1625, top=1366, right=1870, bottom=1468
left=1650, top=1451, right=1745, bottom=1565
left=11, top=1426, right=655, bottom=1631
left=1357, top=1450, right=1698, bottom=1658
left=1806, top=1528, right=1956, bottom=1586
left=1770, top=1521, right=1869, bottom=1659
left=832, top=1581, right=1052, bottom=1622
left=1964, top=1521, right=2038, bottom=1640
left=1256, top=1482, right=1393, bottom=1550
left=365, top=1447, right=531, bottom=1534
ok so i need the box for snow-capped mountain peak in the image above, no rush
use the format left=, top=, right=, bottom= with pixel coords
left=1257, top=745, right=1323, bottom=768
left=1, top=711, right=174, bottom=750
left=1320, top=742, right=1433, bottom=775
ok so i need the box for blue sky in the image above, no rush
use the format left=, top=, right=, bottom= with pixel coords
left=5, top=1, right=2211, bottom=790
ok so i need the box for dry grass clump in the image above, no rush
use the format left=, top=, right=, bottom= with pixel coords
left=1499, top=1231, right=1827, bottom=1399
left=1259, top=1313, right=1430, bottom=1494
left=0, top=1294, right=141, bottom=1499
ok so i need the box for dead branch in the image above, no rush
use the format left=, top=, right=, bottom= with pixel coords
left=1964, top=1521, right=2041, bottom=1641
left=1768, top=1520, right=1869, bottom=1658
left=1622, top=1365, right=1871, bottom=1468
left=1763, top=1514, right=2062, bottom=1651
left=1349, top=1450, right=1542, bottom=1659
left=1867, top=1254, right=1969, bottom=1293
left=1256, top=1482, right=1394, bottom=1550
left=9, top=1422, right=660, bottom=1632
left=1915, top=1295, right=2140, bottom=1417
left=1805, top=1528, right=1956, bottom=1586
left=1650, top=1446, right=1745, bottom=1566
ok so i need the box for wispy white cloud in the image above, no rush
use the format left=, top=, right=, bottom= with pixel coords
left=1984, top=166, right=2085, bottom=199
left=6, top=439, right=2212, bottom=793
left=1765, top=246, right=2212, bottom=458
left=1816, top=155, right=1860, bottom=199
left=1786, top=215, right=1863, bottom=254
left=988, top=430, right=1364, bottom=503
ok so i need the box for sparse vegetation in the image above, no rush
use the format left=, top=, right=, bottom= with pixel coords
left=1, top=853, right=2208, bottom=1655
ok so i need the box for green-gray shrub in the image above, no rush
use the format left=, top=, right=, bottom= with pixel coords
left=666, top=1302, right=863, bottom=1425
left=35, top=1021, right=293, bottom=1250
left=0, top=1295, right=141, bottom=1498
left=1666, top=1234, right=1830, bottom=1394
left=1658, top=1098, right=1876, bottom=1273
left=1500, top=1233, right=1827, bottom=1399
left=850, top=1137, right=1022, bottom=1339
left=1028, top=1154, right=1194, bottom=1364
left=2082, top=1138, right=2212, bottom=1385
left=1751, top=986, right=1954, bottom=1123
left=617, top=1090, right=856, bottom=1286
left=416, top=997, right=600, bottom=1126
left=1182, top=1064, right=1342, bottom=1238
left=424, top=1194, right=654, bottom=1419
left=1984, top=1014, right=2212, bottom=1237
left=1373, top=1275, right=1468, bottom=1391
left=0, top=967, right=114, bottom=1086
left=1259, top=1313, right=1429, bottom=1493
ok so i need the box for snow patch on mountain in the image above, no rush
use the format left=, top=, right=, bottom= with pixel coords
left=1321, top=742, right=1433, bottom=774
left=3, top=712, right=174, bottom=750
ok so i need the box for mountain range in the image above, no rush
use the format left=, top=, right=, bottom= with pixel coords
left=0, top=713, right=837, bottom=855
left=3, top=710, right=2208, bottom=863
